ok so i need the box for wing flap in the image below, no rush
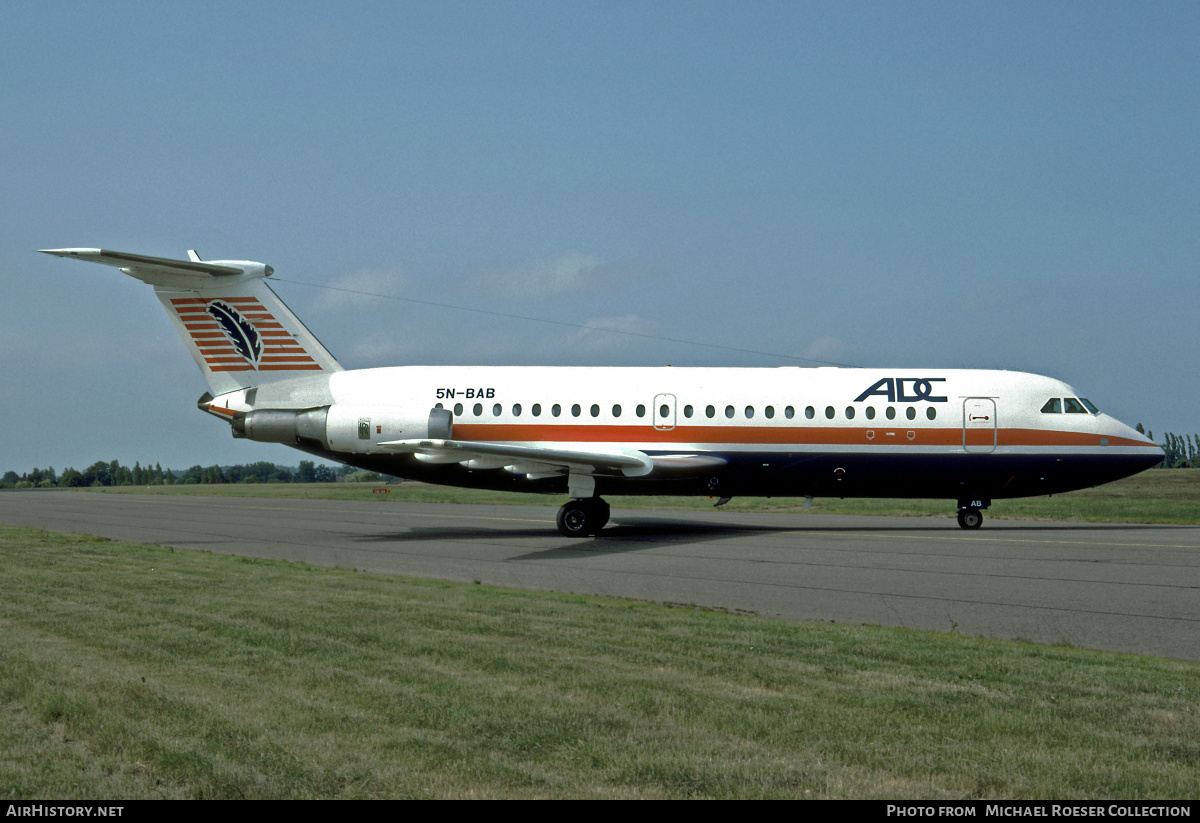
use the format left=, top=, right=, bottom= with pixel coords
left=379, top=438, right=654, bottom=477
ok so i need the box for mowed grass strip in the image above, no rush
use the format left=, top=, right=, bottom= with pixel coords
left=1, top=526, right=1197, bottom=799
left=83, top=468, right=1200, bottom=524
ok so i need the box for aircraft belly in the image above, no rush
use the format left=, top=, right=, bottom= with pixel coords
left=290, top=442, right=1160, bottom=501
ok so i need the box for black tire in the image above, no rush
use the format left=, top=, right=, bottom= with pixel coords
left=593, top=499, right=611, bottom=531
left=957, top=509, right=983, bottom=529
left=557, top=501, right=594, bottom=537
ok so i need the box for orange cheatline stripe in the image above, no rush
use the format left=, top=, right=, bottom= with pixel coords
left=210, top=365, right=253, bottom=372
left=447, top=423, right=1148, bottom=449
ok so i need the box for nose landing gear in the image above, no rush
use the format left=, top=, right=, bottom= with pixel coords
left=556, top=497, right=611, bottom=537
left=956, top=508, right=984, bottom=529
left=956, top=497, right=989, bottom=529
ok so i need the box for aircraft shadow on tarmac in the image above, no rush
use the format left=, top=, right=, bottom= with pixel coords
left=352, top=516, right=1178, bottom=541
left=348, top=517, right=1184, bottom=559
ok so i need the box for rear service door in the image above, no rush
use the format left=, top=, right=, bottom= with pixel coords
left=653, top=393, right=676, bottom=431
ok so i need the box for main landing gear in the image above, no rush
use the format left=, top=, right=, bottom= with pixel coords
left=557, top=497, right=610, bottom=537
left=956, top=497, right=989, bottom=530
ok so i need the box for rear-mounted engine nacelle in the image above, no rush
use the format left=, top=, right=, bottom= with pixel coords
left=232, top=407, right=329, bottom=446
left=324, top=405, right=452, bottom=453
left=232, top=404, right=452, bottom=453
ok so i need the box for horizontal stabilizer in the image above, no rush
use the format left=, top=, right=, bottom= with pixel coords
left=40, top=248, right=248, bottom=281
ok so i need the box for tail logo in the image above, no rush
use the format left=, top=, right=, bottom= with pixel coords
left=170, top=296, right=322, bottom=373
left=206, top=300, right=263, bottom=366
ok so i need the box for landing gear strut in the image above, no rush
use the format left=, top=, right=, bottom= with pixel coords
left=956, top=497, right=989, bottom=530
left=556, top=498, right=611, bottom=537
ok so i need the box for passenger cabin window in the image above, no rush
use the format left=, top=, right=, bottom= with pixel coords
left=572, top=404, right=582, bottom=417
left=591, top=404, right=600, bottom=417
left=1041, top=398, right=1062, bottom=414
left=706, top=405, right=715, bottom=418
left=613, top=404, right=622, bottom=417
left=805, top=406, right=815, bottom=419
left=785, top=406, right=795, bottom=419
left=636, top=404, right=646, bottom=417
left=552, top=404, right=562, bottom=417
left=683, top=405, right=693, bottom=418
left=906, top=407, right=916, bottom=420
left=532, top=404, right=542, bottom=416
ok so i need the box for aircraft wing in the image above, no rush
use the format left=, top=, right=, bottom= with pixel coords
left=379, top=438, right=653, bottom=476
left=378, top=439, right=727, bottom=479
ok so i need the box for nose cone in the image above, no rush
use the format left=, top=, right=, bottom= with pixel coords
left=1104, top=415, right=1165, bottom=472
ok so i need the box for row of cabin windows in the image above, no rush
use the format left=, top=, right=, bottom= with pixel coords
left=1040, top=397, right=1099, bottom=415
left=444, top=401, right=938, bottom=422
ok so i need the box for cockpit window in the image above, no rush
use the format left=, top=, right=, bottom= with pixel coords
left=1064, top=398, right=1087, bottom=414
left=1041, top=398, right=1061, bottom=414
left=1080, top=398, right=1099, bottom=414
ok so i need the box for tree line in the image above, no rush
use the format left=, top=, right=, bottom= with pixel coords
left=1138, top=425, right=1200, bottom=468
left=0, top=460, right=384, bottom=489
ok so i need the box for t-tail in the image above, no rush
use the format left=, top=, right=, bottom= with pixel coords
left=39, top=249, right=342, bottom=396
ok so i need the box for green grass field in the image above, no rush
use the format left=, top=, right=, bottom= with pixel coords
left=82, top=467, right=1200, bottom=524
left=1, top=522, right=1197, bottom=799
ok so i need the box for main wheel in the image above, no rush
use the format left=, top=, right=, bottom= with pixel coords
left=557, top=498, right=611, bottom=537
left=957, top=508, right=983, bottom=529
left=557, top=500, right=595, bottom=537
left=593, top=499, right=610, bottom=531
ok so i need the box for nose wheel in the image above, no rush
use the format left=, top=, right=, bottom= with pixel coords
left=557, top=498, right=611, bottom=537
left=956, top=508, right=984, bottom=529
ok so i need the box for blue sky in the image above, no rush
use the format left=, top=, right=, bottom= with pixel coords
left=3, top=1, right=1197, bottom=471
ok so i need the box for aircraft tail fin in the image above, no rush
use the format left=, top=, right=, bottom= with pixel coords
left=40, top=248, right=343, bottom=395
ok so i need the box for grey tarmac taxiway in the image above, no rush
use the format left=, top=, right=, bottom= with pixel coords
left=3, top=491, right=1198, bottom=661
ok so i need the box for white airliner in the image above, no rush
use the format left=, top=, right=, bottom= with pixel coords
left=43, top=248, right=1164, bottom=536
